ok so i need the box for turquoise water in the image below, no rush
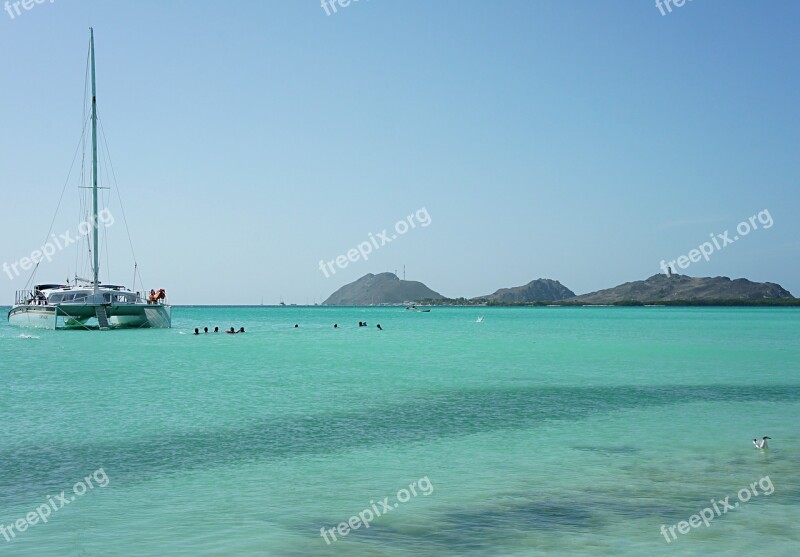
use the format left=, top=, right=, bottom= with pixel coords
left=1, top=306, right=799, bottom=556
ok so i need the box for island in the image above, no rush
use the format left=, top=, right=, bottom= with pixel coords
left=323, top=273, right=798, bottom=306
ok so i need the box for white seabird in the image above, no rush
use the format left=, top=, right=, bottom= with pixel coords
left=753, top=436, right=771, bottom=449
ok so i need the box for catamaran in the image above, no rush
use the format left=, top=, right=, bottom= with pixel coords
left=7, top=29, right=171, bottom=330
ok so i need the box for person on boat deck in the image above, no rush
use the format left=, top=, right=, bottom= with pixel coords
left=213, top=326, right=219, bottom=333
left=194, top=328, right=200, bottom=335
left=204, top=327, right=208, bottom=334
left=238, top=327, right=245, bottom=333
left=227, top=327, right=236, bottom=334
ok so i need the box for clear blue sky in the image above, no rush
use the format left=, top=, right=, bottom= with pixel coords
left=1, top=1, right=798, bottom=304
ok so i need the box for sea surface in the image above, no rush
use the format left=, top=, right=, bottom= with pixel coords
left=1, top=306, right=798, bottom=556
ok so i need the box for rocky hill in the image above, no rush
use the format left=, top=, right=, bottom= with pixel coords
left=323, top=273, right=444, bottom=305
left=477, top=279, right=575, bottom=303
left=567, top=274, right=793, bottom=304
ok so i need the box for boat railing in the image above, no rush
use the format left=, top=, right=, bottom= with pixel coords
left=14, top=290, right=34, bottom=305
left=14, top=289, right=165, bottom=306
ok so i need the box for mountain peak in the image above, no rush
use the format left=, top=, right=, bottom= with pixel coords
left=323, top=273, right=443, bottom=305
left=477, top=278, right=575, bottom=303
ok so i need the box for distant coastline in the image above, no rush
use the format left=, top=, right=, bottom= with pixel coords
left=322, top=272, right=796, bottom=307
left=414, top=298, right=800, bottom=307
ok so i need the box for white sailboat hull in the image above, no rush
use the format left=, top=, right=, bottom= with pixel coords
left=7, top=307, right=58, bottom=329
left=8, top=303, right=171, bottom=330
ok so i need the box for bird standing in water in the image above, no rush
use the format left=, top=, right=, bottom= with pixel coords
left=753, top=436, right=771, bottom=449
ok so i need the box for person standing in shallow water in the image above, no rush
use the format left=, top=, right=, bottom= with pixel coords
left=204, top=327, right=208, bottom=334
left=194, top=328, right=200, bottom=335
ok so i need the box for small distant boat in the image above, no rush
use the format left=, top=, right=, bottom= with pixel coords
left=405, top=305, right=431, bottom=312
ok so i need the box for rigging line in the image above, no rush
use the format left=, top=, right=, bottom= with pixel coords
left=54, top=307, right=94, bottom=331
left=23, top=113, right=93, bottom=291
left=132, top=263, right=146, bottom=297
left=76, top=42, right=91, bottom=283
left=100, top=142, right=111, bottom=283
left=93, top=126, right=111, bottom=280
left=75, top=188, right=85, bottom=279
left=81, top=39, right=89, bottom=191
left=104, top=235, right=110, bottom=284
left=76, top=145, right=87, bottom=280
left=97, top=116, right=141, bottom=279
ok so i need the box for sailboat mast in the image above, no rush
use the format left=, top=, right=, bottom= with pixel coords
left=90, top=27, right=99, bottom=292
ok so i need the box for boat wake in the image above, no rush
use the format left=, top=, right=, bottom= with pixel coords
left=17, top=334, right=39, bottom=339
